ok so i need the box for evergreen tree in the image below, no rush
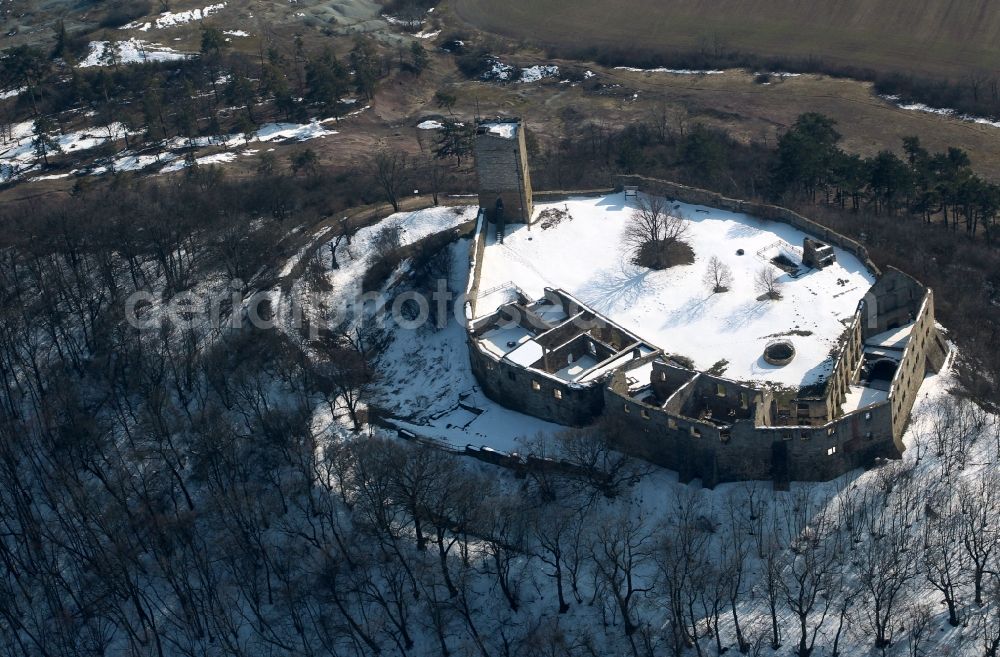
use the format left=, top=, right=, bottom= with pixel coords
left=32, top=116, right=61, bottom=167
left=433, top=121, right=474, bottom=166
left=771, top=113, right=841, bottom=201
left=306, top=49, right=350, bottom=116
left=350, top=36, right=380, bottom=101
left=410, top=41, right=429, bottom=76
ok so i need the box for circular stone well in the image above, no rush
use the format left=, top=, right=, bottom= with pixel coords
left=763, top=340, right=796, bottom=366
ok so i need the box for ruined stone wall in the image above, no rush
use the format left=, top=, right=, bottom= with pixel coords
left=468, top=337, right=605, bottom=426
left=862, top=268, right=927, bottom=338
left=886, top=289, right=946, bottom=444
left=463, top=176, right=943, bottom=485
left=800, top=308, right=864, bottom=422
left=463, top=209, right=488, bottom=322
left=650, top=361, right=697, bottom=403
left=604, top=370, right=899, bottom=487
left=544, top=334, right=615, bottom=372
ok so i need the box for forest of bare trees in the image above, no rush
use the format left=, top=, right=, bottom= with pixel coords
left=1, top=19, right=1000, bottom=654
left=0, top=163, right=998, bottom=656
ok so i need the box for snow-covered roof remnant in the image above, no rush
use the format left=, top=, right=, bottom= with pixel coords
left=479, top=121, right=517, bottom=139
left=506, top=339, right=544, bottom=368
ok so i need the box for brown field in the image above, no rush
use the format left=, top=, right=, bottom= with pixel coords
left=420, top=62, right=1000, bottom=182
left=448, top=0, right=1000, bottom=78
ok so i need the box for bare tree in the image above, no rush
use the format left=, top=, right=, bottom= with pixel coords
left=959, top=469, right=1000, bottom=607
left=780, top=514, right=839, bottom=657
left=371, top=147, right=410, bottom=213
left=479, top=493, right=528, bottom=613
left=657, top=490, right=715, bottom=656
left=903, top=601, right=935, bottom=657
left=422, top=155, right=448, bottom=206
left=530, top=503, right=581, bottom=614
left=755, top=267, right=783, bottom=300
left=857, top=503, right=917, bottom=654
left=977, top=581, right=1000, bottom=657
left=622, top=195, right=689, bottom=269
left=703, top=255, right=733, bottom=293
left=922, top=497, right=968, bottom=627
left=592, top=508, right=656, bottom=647
left=721, top=491, right=753, bottom=653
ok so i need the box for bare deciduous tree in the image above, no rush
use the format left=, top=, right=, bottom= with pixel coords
left=622, top=195, right=689, bottom=269
left=592, top=509, right=656, bottom=645
left=922, top=497, right=967, bottom=626
left=959, top=468, right=1000, bottom=607
left=755, top=267, right=783, bottom=300
left=703, top=255, right=733, bottom=293
left=371, top=147, right=410, bottom=213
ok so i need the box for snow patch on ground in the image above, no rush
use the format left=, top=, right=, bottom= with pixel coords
left=383, top=14, right=423, bottom=27
left=365, top=233, right=562, bottom=453
left=78, top=39, right=192, bottom=67
left=160, top=151, right=238, bottom=173
left=882, top=94, right=1000, bottom=130
left=2, top=121, right=130, bottom=182
left=121, top=3, right=226, bottom=31
left=5, top=105, right=368, bottom=185
left=223, top=30, right=250, bottom=37
left=476, top=193, right=875, bottom=388
left=0, top=87, right=25, bottom=100
left=417, top=120, right=445, bottom=130
left=519, top=64, right=560, bottom=83
left=482, top=57, right=560, bottom=83
left=480, top=121, right=517, bottom=139
left=614, top=66, right=724, bottom=75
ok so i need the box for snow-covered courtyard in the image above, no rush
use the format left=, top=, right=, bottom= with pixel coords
left=475, top=193, right=875, bottom=388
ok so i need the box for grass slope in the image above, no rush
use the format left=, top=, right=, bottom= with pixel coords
left=450, top=0, right=1000, bottom=77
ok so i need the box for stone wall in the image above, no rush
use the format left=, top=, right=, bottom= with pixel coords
left=604, top=368, right=899, bottom=488
left=862, top=268, right=926, bottom=338
left=476, top=121, right=533, bottom=223
left=467, top=336, right=605, bottom=426
left=886, top=289, right=947, bottom=444
left=463, top=209, right=488, bottom=322
left=795, top=308, right=864, bottom=423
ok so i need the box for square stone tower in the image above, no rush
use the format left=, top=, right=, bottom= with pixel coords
left=475, top=118, right=533, bottom=224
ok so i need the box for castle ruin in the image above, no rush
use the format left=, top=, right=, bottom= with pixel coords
left=464, top=135, right=948, bottom=489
